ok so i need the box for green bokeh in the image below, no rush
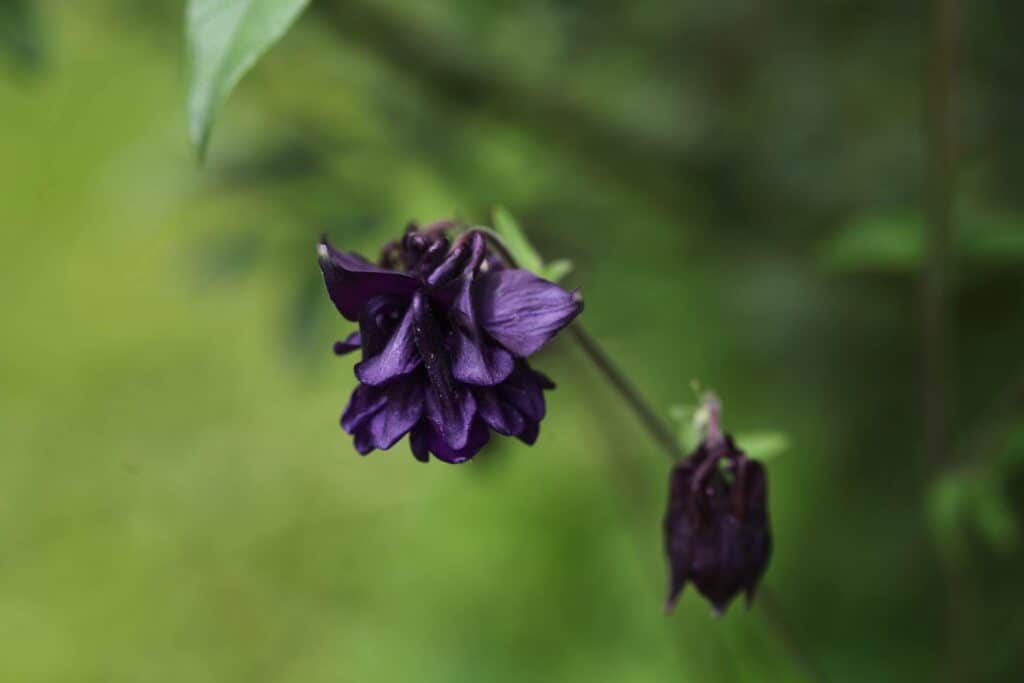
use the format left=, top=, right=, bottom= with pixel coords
left=2, top=2, right=1022, bottom=681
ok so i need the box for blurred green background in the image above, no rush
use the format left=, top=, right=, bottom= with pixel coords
left=2, top=1, right=1022, bottom=681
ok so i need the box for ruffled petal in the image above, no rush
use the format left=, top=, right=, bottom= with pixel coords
left=424, top=419, right=491, bottom=464
left=356, top=375, right=425, bottom=451
left=474, top=269, right=582, bottom=356
left=450, top=275, right=514, bottom=386
left=318, top=239, right=418, bottom=321
left=409, top=425, right=430, bottom=463
left=355, top=302, right=421, bottom=385
left=426, top=231, right=485, bottom=287
left=496, top=362, right=551, bottom=423
left=424, top=380, right=477, bottom=451
left=353, top=428, right=375, bottom=455
left=340, top=383, right=387, bottom=433
left=333, top=331, right=362, bottom=355
left=356, top=294, right=406, bottom=360
left=474, top=386, right=526, bottom=436
left=409, top=293, right=477, bottom=450
left=517, top=420, right=540, bottom=445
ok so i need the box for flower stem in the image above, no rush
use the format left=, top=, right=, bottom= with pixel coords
left=567, top=324, right=826, bottom=682
left=567, top=324, right=686, bottom=461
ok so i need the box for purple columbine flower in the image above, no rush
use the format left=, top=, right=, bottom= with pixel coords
left=317, top=222, right=583, bottom=463
left=663, top=406, right=772, bottom=615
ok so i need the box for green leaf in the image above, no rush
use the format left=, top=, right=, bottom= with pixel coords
left=927, top=469, right=1021, bottom=561
left=927, top=474, right=970, bottom=564
left=819, top=208, right=1024, bottom=275
left=186, top=0, right=311, bottom=160
left=972, top=485, right=1019, bottom=553
left=818, top=212, right=921, bottom=274
left=668, top=404, right=701, bottom=453
left=492, top=206, right=545, bottom=274
left=542, top=258, right=574, bottom=283
left=734, top=431, right=790, bottom=461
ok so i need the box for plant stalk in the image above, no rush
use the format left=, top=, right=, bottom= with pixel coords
left=567, top=324, right=686, bottom=461
left=567, top=323, right=824, bottom=682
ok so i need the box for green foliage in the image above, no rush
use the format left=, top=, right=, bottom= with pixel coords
left=928, top=466, right=1021, bottom=564
left=0, top=0, right=44, bottom=73
left=819, top=209, right=1024, bottom=274
left=669, top=404, right=702, bottom=453
left=490, top=207, right=575, bottom=282
left=186, top=0, right=310, bottom=159
left=7, top=2, right=1024, bottom=681
left=669, top=402, right=789, bottom=461
left=818, top=212, right=921, bottom=274
left=927, top=474, right=972, bottom=563
left=543, top=258, right=574, bottom=283
left=733, top=432, right=790, bottom=461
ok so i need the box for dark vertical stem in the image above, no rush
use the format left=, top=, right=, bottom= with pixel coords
left=923, top=0, right=963, bottom=680
left=567, top=325, right=686, bottom=461
left=923, top=0, right=959, bottom=472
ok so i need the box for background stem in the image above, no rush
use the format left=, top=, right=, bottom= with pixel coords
left=567, top=324, right=685, bottom=461
left=923, top=0, right=963, bottom=680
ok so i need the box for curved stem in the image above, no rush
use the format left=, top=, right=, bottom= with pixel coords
left=568, top=324, right=826, bottom=682
left=480, top=226, right=824, bottom=679
left=568, top=324, right=686, bottom=461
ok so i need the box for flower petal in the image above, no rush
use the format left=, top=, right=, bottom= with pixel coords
left=356, top=295, right=405, bottom=359
left=517, top=420, right=540, bottom=445
left=333, top=331, right=362, bottom=355
left=496, top=362, right=551, bottom=423
left=357, top=375, right=425, bottom=451
left=340, top=383, right=387, bottom=433
left=409, top=293, right=477, bottom=450
left=318, top=239, right=418, bottom=321
left=353, top=428, right=375, bottom=455
left=426, top=231, right=485, bottom=287
left=355, top=302, right=421, bottom=385
left=450, top=276, right=514, bottom=386
left=423, top=419, right=491, bottom=463
left=474, top=386, right=526, bottom=436
left=409, top=425, right=430, bottom=463
left=424, top=380, right=477, bottom=451
left=474, top=269, right=582, bottom=356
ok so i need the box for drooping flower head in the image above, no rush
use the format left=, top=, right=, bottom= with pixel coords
left=318, top=222, right=582, bottom=463
left=663, top=399, right=772, bottom=614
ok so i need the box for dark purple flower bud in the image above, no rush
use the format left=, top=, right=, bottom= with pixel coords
left=663, top=431, right=772, bottom=615
left=318, top=223, right=582, bottom=463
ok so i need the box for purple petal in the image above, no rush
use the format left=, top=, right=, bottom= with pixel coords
left=474, top=386, right=526, bottom=436
left=450, top=277, right=514, bottom=386
left=353, top=429, right=375, bottom=455
left=333, top=331, right=362, bottom=355
left=474, top=269, right=582, bottom=356
left=409, top=293, right=474, bottom=449
left=426, top=231, right=485, bottom=287
left=355, top=302, right=421, bottom=385
left=424, top=419, right=491, bottom=464
left=496, top=363, right=550, bottom=423
left=354, top=375, right=424, bottom=450
left=409, top=426, right=430, bottom=462
left=357, top=295, right=406, bottom=359
left=517, top=420, right=540, bottom=445
left=340, top=384, right=387, bottom=433
left=318, top=239, right=418, bottom=321
left=424, top=380, right=477, bottom=451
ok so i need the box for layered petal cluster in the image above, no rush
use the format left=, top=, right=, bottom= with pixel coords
left=318, top=225, right=582, bottom=463
left=663, top=434, right=772, bottom=614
